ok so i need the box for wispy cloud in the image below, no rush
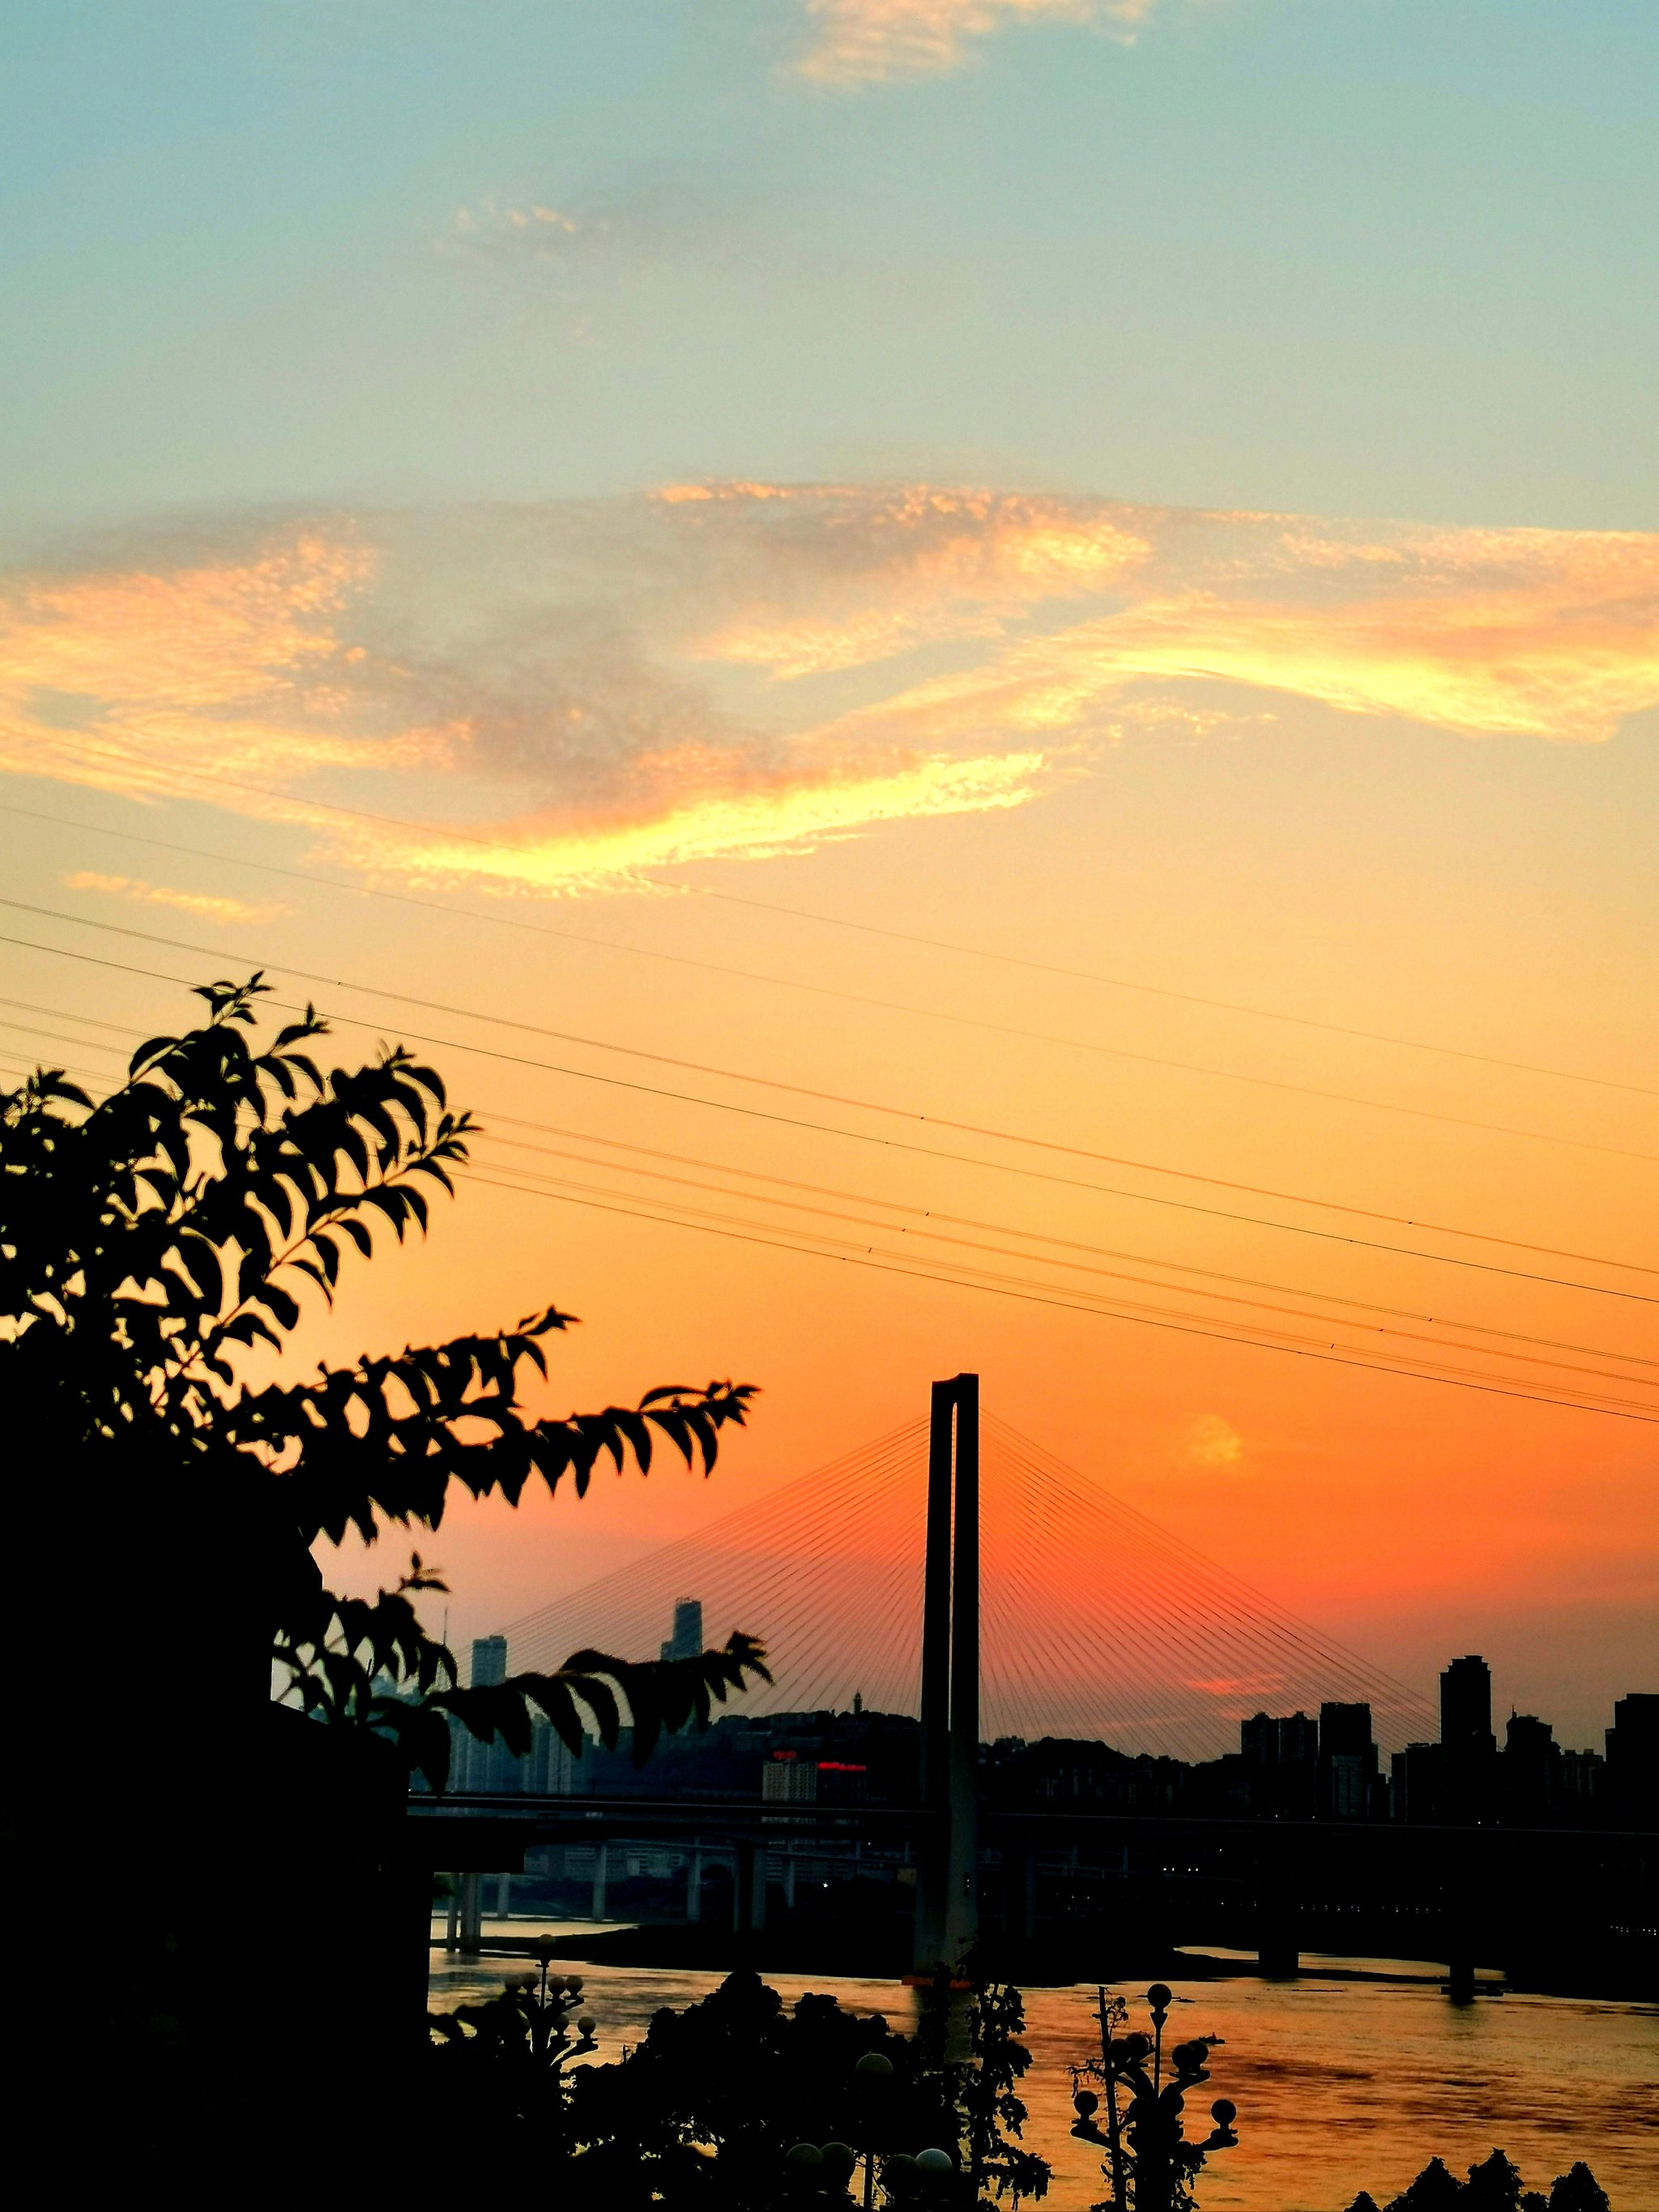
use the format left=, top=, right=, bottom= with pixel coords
left=441, top=197, right=586, bottom=262
left=63, top=871, right=284, bottom=926
left=1185, top=1413, right=1244, bottom=1470
left=2, top=487, right=1654, bottom=898
left=796, top=0, right=1157, bottom=83
left=438, top=164, right=749, bottom=277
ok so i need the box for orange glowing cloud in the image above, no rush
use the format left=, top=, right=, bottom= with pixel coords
left=688, top=485, right=1149, bottom=676
left=0, top=531, right=453, bottom=824
left=796, top=0, right=1155, bottom=83
left=318, top=748, right=1049, bottom=893
left=2, top=488, right=1654, bottom=899
left=62, top=872, right=284, bottom=926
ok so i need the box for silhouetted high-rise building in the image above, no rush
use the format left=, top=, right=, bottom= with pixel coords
left=1440, top=1654, right=1493, bottom=1755
left=450, top=1635, right=512, bottom=1792
left=1318, top=1702, right=1377, bottom=1820
left=1277, top=1712, right=1319, bottom=1769
left=660, top=1597, right=704, bottom=1663
left=1440, top=1654, right=1496, bottom=1820
left=1558, top=1745, right=1603, bottom=1818
left=1238, top=1710, right=1318, bottom=1813
left=1606, top=1693, right=1659, bottom=1826
left=1391, top=1741, right=1444, bottom=1823
left=1241, top=1712, right=1277, bottom=1766
left=1503, top=1711, right=1559, bottom=1822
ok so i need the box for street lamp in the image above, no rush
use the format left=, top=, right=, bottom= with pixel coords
left=1071, top=1984, right=1239, bottom=2212
left=785, top=2049, right=958, bottom=2206
left=514, top=1942, right=599, bottom=2072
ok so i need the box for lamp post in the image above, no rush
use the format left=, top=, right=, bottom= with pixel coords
left=1071, top=1984, right=1239, bottom=2212
left=516, top=1939, right=599, bottom=2073
left=785, top=2049, right=960, bottom=2207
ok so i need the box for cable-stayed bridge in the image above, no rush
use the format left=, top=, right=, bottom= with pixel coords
left=497, top=1404, right=1431, bottom=1762
left=416, top=1380, right=1653, bottom=1994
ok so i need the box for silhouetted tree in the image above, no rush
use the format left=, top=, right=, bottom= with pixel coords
left=2, top=975, right=766, bottom=1776
left=2, top=977, right=767, bottom=2180
left=1387, top=2159, right=1464, bottom=2212
left=1548, top=2167, right=1610, bottom=2212
left=1464, top=2150, right=1525, bottom=2210
left=1352, top=2154, right=1610, bottom=2212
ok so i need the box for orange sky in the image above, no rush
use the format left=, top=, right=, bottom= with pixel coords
left=1, top=484, right=1655, bottom=1747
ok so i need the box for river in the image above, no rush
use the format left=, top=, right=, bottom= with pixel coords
left=427, top=1927, right=1659, bottom=2208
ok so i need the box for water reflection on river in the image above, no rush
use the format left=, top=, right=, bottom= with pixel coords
left=428, top=1929, right=1658, bottom=2210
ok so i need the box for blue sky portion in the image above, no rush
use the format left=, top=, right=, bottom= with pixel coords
left=5, top=0, right=1655, bottom=532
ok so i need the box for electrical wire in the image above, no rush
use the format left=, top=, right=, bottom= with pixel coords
left=469, top=1139, right=1655, bottom=1395
left=1, top=800, right=1648, bottom=1164
left=2, top=994, right=1649, bottom=1366
left=462, top=1162, right=1659, bottom=1409
left=460, top=1168, right=1659, bottom=1424
left=19, top=735, right=1656, bottom=1101
left=3, top=918, right=1653, bottom=1302
left=472, top=1121, right=1656, bottom=1370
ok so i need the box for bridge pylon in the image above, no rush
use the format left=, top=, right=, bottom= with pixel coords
left=915, top=1372, right=979, bottom=1975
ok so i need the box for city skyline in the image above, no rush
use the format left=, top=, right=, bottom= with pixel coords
left=455, top=1601, right=1659, bottom=1840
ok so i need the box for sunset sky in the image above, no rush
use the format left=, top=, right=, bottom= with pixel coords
left=4, top=1, right=1656, bottom=1746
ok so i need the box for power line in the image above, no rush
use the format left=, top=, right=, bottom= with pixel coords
left=2, top=937, right=1653, bottom=1305
left=4, top=995, right=1647, bottom=1375
left=467, top=1136, right=1655, bottom=1392
left=4, top=897, right=1653, bottom=1281
left=468, top=1159, right=1658, bottom=1411
left=19, top=732, right=1657, bottom=1101
left=1, top=800, right=1648, bottom=1165
left=473, top=1119, right=1655, bottom=1370
left=459, top=1169, right=1659, bottom=1424
left=2, top=983, right=1646, bottom=1362
left=3, top=1004, right=1654, bottom=1380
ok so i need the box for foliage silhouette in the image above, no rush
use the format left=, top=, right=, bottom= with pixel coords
left=0, top=974, right=769, bottom=1782
left=916, top=1968, right=1051, bottom=2206
left=510, top=1967, right=1051, bottom=2207
left=1463, top=2150, right=1525, bottom=2211
left=1546, top=2165, right=1610, bottom=2212
left=1343, top=2153, right=1610, bottom=2212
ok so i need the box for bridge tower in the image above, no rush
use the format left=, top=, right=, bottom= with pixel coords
left=915, top=1372, right=979, bottom=1972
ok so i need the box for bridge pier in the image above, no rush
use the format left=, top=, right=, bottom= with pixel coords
left=591, top=1841, right=609, bottom=1921
left=735, top=1839, right=766, bottom=1949
left=1256, top=1842, right=1299, bottom=1976
left=1256, top=1914, right=1299, bottom=1978
left=1444, top=1839, right=1480, bottom=2002
left=456, top=1869, right=483, bottom=1954
left=1006, top=1847, right=1039, bottom=1949
left=686, top=1843, right=703, bottom=1923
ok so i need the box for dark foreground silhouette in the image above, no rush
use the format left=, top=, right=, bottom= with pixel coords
left=427, top=1963, right=1047, bottom=2204
left=3, top=978, right=765, bottom=2184
left=1346, top=2152, right=1610, bottom=2211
